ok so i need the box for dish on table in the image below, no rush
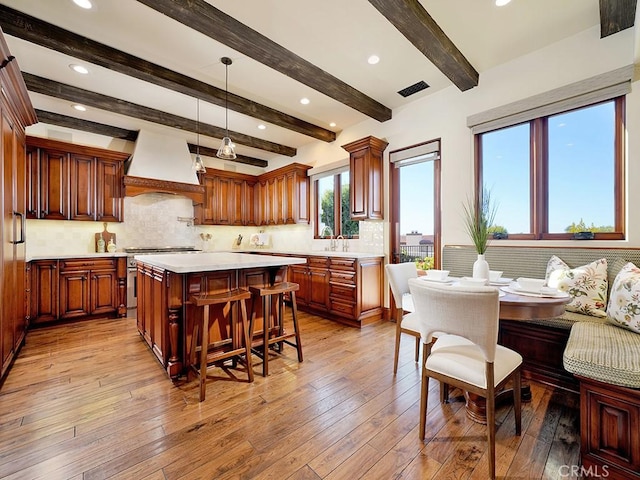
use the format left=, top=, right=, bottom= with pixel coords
left=489, top=277, right=512, bottom=285
left=419, top=276, right=453, bottom=284
left=501, top=285, right=569, bottom=298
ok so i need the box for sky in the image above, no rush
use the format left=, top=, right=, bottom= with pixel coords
left=397, top=100, right=616, bottom=237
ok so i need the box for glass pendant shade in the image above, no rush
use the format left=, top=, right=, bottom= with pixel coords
left=193, top=154, right=206, bottom=173
left=217, top=136, right=236, bottom=159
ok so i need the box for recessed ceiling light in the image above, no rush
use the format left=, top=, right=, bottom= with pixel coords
left=72, top=104, right=87, bottom=111
left=69, top=64, right=89, bottom=74
left=368, top=55, right=380, bottom=65
left=495, top=0, right=511, bottom=6
left=73, top=0, right=93, bottom=9
left=329, top=122, right=337, bottom=127
left=258, top=124, right=266, bottom=130
left=300, top=98, right=310, bottom=105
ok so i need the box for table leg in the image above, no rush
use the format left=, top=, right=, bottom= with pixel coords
left=464, top=385, right=531, bottom=424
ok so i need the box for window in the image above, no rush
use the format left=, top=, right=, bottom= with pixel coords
left=315, top=170, right=358, bottom=238
left=477, top=97, right=624, bottom=240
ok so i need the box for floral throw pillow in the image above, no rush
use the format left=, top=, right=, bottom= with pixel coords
left=606, top=262, right=640, bottom=334
left=545, top=255, right=608, bottom=317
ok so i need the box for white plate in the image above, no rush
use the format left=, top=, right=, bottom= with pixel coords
left=419, top=276, right=453, bottom=284
left=489, top=278, right=513, bottom=285
left=501, top=286, right=569, bottom=298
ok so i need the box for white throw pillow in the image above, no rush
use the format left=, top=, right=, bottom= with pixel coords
left=606, top=262, right=640, bottom=334
left=545, top=255, right=608, bottom=317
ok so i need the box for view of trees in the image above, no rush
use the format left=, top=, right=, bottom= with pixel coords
left=320, top=185, right=359, bottom=236
left=564, top=219, right=614, bottom=233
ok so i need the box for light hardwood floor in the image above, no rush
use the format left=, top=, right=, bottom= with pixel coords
left=0, top=312, right=581, bottom=479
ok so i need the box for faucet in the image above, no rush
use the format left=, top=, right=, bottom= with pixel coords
left=336, top=235, right=348, bottom=252
left=321, top=225, right=337, bottom=251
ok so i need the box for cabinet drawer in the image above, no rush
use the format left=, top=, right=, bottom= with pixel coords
left=330, top=271, right=356, bottom=285
left=330, top=283, right=356, bottom=302
left=307, top=256, right=329, bottom=268
left=329, top=258, right=356, bottom=270
left=329, top=299, right=356, bottom=318
left=60, top=258, right=116, bottom=271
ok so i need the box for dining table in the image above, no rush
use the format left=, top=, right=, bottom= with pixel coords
left=409, top=276, right=571, bottom=424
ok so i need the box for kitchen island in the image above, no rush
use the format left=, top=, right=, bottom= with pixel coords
left=135, top=252, right=306, bottom=377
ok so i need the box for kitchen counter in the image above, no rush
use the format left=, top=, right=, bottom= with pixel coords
left=135, top=252, right=306, bottom=273
left=234, top=249, right=384, bottom=259
left=28, top=252, right=127, bottom=261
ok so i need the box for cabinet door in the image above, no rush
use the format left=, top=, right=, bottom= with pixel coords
left=2, top=111, right=14, bottom=371
left=254, top=181, right=268, bottom=226
left=96, top=158, right=123, bottom=222
left=30, top=260, right=58, bottom=324
left=26, top=145, right=39, bottom=218
left=90, top=268, right=117, bottom=315
left=243, top=180, right=255, bottom=226
left=200, top=176, right=216, bottom=225
left=308, top=267, right=329, bottom=310
left=40, top=148, right=69, bottom=220
left=289, top=264, right=309, bottom=307
left=70, top=153, right=96, bottom=221
left=59, top=270, right=90, bottom=319
left=215, top=176, right=233, bottom=225
left=349, top=149, right=368, bottom=220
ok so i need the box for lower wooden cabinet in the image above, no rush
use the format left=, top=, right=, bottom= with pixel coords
left=30, top=257, right=127, bottom=324
left=285, top=254, right=382, bottom=327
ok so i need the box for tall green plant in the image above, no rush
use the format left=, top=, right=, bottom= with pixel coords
left=462, top=187, right=497, bottom=254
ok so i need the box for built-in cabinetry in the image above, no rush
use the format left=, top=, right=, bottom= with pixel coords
left=272, top=253, right=383, bottom=327
left=26, top=136, right=127, bottom=222
left=29, top=256, right=127, bottom=325
left=0, top=30, right=37, bottom=382
left=195, top=163, right=310, bottom=226
left=341, top=136, right=388, bottom=220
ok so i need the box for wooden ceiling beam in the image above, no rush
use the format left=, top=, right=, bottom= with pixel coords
left=136, top=0, right=392, bottom=122
left=33, top=109, right=269, bottom=167
left=599, top=0, right=637, bottom=37
left=24, top=73, right=296, bottom=157
left=0, top=4, right=334, bottom=143
left=367, top=0, right=478, bottom=92
left=34, top=109, right=140, bottom=142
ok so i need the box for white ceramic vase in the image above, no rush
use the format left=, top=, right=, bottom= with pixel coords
left=472, top=253, right=490, bottom=284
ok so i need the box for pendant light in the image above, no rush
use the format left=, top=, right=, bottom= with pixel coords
left=192, top=98, right=206, bottom=173
left=217, top=56, right=237, bottom=160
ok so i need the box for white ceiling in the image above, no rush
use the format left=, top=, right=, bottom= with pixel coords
left=0, top=0, right=611, bottom=162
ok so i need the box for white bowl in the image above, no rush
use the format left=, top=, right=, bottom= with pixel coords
left=425, top=269, right=449, bottom=281
left=516, top=277, right=546, bottom=293
left=489, top=270, right=503, bottom=282
left=459, top=277, right=488, bottom=287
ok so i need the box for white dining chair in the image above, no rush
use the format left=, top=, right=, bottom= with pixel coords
left=385, top=262, right=422, bottom=374
left=408, top=278, right=522, bottom=480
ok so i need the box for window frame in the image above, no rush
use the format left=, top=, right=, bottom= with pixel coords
left=313, top=170, right=358, bottom=239
left=475, top=96, right=625, bottom=241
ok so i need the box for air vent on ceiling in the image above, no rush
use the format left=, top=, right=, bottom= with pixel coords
left=397, top=80, right=429, bottom=98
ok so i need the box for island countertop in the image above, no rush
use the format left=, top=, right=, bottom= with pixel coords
left=134, top=251, right=307, bottom=273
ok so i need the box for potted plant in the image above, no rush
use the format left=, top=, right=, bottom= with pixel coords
left=462, top=187, right=497, bottom=281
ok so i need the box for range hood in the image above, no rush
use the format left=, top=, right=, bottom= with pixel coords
left=123, top=130, right=204, bottom=204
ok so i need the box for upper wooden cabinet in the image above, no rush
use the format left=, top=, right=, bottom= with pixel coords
left=26, top=137, right=127, bottom=222
left=196, top=163, right=310, bottom=226
left=342, top=136, right=388, bottom=220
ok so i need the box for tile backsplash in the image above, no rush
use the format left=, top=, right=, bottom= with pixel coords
left=26, top=193, right=384, bottom=257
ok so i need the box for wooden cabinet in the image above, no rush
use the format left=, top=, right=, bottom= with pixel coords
left=30, top=257, right=126, bottom=324
left=287, top=254, right=383, bottom=327
left=196, top=164, right=310, bottom=226
left=195, top=169, right=256, bottom=226
left=0, top=30, right=37, bottom=381
left=136, top=262, right=168, bottom=368
left=26, top=136, right=127, bottom=222
left=342, top=136, right=388, bottom=220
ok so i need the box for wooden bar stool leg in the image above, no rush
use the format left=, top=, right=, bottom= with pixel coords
left=290, top=290, right=303, bottom=362
left=263, top=293, right=270, bottom=377
left=239, top=298, right=254, bottom=383
left=199, top=304, right=210, bottom=402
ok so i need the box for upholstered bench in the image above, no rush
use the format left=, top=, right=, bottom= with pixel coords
left=564, top=322, right=640, bottom=480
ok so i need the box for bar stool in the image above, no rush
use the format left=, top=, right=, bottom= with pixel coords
left=190, top=288, right=253, bottom=402
left=249, top=282, right=303, bottom=377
